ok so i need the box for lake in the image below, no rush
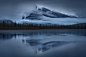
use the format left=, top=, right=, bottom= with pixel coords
left=0, top=30, right=86, bottom=57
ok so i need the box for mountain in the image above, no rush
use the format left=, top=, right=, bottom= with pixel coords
left=23, top=6, right=77, bottom=20
left=0, top=19, right=14, bottom=24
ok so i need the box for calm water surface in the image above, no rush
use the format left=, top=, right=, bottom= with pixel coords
left=0, top=30, right=86, bottom=57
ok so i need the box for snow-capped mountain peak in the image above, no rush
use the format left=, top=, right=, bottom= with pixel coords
left=23, top=5, right=77, bottom=20
left=35, top=5, right=52, bottom=13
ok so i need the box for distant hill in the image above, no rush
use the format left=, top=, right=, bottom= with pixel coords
left=0, top=19, right=14, bottom=24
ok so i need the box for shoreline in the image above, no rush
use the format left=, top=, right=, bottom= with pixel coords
left=0, top=29, right=86, bottom=30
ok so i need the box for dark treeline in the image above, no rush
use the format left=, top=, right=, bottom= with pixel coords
left=0, top=21, right=86, bottom=29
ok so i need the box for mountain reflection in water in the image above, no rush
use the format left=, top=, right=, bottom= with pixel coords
left=0, top=30, right=86, bottom=57
left=24, top=39, right=76, bottom=53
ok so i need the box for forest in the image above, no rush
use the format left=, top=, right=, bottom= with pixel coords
left=0, top=21, right=86, bottom=30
